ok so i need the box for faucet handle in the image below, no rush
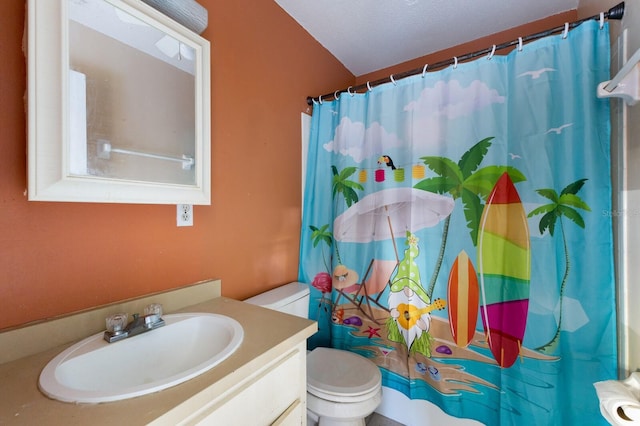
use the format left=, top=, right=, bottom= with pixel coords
left=106, top=313, right=128, bottom=334
left=143, top=303, right=165, bottom=329
left=144, top=303, right=163, bottom=317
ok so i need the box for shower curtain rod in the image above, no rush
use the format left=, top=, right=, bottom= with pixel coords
left=306, top=2, right=625, bottom=105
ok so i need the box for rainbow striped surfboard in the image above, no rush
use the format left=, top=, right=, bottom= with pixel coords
left=447, top=251, right=479, bottom=348
left=477, top=172, right=531, bottom=368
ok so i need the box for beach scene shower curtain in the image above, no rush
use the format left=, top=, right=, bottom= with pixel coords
left=299, top=21, right=616, bottom=425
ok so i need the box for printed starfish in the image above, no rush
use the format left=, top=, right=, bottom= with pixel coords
left=364, top=326, right=381, bottom=338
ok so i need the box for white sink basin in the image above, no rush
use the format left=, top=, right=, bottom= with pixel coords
left=39, top=313, right=244, bottom=403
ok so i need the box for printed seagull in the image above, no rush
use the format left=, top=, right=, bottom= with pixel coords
left=509, top=153, right=522, bottom=159
left=518, top=68, right=556, bottom=79
left=546, top=123, right=573, bottom=135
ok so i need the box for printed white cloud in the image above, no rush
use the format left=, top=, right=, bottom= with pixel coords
left=404, top=79, right=505, bottom=151
left=323, top=81, right=504, bottom=161
left=323, top=117, right=401, bottom=163
left=554, top=297, right=588, bottom=332
left=404, top=79, right=505, bottom=119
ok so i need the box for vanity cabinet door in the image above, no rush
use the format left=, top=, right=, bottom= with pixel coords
left=173, top=343, right=307, bottom=425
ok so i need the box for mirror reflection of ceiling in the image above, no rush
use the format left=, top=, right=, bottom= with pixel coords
left=69, top=0, right=196, bottom=75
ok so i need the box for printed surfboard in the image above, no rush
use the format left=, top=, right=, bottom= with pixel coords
left=447, top=250, right=479, bottom=348
left=477, top=172, right=531, bottom=368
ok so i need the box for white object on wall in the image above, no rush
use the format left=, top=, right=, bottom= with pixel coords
left=597, top=47, right=640, bottom=105
left=140, top=0, right=208, bottom=34
left=177, top=204, right=193, bottom=227
left=28, top=0, right=211, bottom=205
left=610, top=26, right=640, bottom=380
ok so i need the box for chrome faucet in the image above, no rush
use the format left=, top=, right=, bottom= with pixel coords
left=103, top=304, right=165, bottom=343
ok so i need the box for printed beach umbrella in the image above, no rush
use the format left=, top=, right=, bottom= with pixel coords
left=333, top=187, right=454, bottom=261
left=333, top=188, right=454, bottom=355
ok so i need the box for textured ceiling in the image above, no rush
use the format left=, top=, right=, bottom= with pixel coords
left=274, top=0, right=580, bottom=76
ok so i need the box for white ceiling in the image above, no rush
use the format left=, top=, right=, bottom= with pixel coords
left=274, top=0, right=580, bottom=76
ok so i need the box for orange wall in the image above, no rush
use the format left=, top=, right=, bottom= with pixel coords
left=0, top=0, right=354, bottom=330
left=0, top=2, right=581, bottom=331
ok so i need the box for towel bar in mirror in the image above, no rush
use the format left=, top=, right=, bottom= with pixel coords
left=27, top=0, right=211, bottom=204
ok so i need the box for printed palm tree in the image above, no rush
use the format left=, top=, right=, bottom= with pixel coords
left=307, top=166, right=362, bottom=283
left=310, top=224, right=334, bottom=272
left=331, top=165, right=363, bottom=208
left=309, top=224, right=335, bottom=321
left=414, top=136, right=526, bottom=299
left=309, top=166, right=362, bottom=269
left=527, top=178, right=591, bottom=354
left=329, top=165, right=363, bottom=268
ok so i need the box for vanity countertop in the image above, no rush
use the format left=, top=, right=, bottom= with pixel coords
left=0, top=297, right=316, bottom=425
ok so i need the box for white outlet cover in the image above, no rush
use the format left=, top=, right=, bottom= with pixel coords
left=177, top=204, right=193, bottom=226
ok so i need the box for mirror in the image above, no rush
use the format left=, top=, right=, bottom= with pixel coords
left=28, top=0, right=211, bottom=204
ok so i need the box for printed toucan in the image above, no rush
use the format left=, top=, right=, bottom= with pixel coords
left=377, top=155, right=396, bottom=170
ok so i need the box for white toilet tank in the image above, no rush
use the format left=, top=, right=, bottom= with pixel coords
left=244, top=282, right=310, bottom=318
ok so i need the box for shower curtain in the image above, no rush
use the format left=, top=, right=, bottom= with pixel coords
left=299, top=20, right=616, bottom=425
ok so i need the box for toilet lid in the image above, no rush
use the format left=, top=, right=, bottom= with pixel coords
left=307, top=347, right=381, bottom=398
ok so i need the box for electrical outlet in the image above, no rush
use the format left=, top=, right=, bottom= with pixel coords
left=177, top=204, right=193, bottom=227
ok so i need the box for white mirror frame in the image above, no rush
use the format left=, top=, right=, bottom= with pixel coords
left=27, top=0, right=211, bottom=204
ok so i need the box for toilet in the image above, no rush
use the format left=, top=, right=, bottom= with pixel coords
left=245, top=282, right=382, bottom=426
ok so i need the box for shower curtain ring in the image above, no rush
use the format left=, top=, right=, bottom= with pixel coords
left=422, top=64, right=429, bottom=77
left=334, top=90, right=340, bottom=100
left=487, top=45, right=496, bottom=60
left=366, top=81, right=373, bottom=92
left=390, top=74, right=397, bottom=85
left=347, top=86, right=354, bottom=96
left=518, top=37, right=523, bottom=52
left=453, top=57, right=458, bottom=69
left=599, top=12, right=605, bottom=29
left=318, top=95, right=323, bottom=104
left=562, top=22, right=569, bottom=39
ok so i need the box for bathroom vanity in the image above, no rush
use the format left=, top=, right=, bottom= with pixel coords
left=0, top=291, right=316, bottom=425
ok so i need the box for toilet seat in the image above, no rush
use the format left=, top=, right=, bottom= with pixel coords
left=307, top=347, right=382, bottom=403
